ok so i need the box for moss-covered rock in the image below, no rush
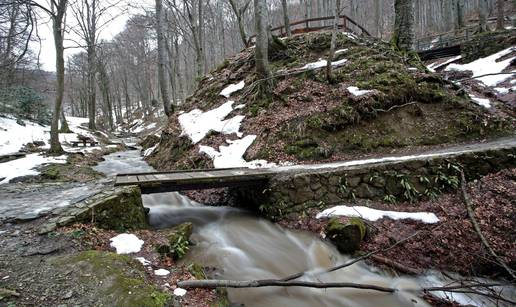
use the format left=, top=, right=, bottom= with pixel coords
left=156, top=222, right=193, bottom=260
left=325, top=217, right=366, bottom=253
left=74, top=185, right=149, bottom=231
left=54, top=251, right=170, bottom=307
left=140, top=134, right=160, bottom=151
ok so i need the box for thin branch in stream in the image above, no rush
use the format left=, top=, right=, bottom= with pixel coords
left=281, top=225, right=441, bottom=282
left=457, top=72, right=516, bottom=82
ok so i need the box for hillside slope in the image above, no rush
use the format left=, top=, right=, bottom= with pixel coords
left=148, top=31, right=514, bottom=170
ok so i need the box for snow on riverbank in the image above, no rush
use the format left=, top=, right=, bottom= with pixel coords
left=0, top=153, right=67, bottom=184
left=316, top=205, right=439, bottom=224
left=445, top=46, right=515, bottom=86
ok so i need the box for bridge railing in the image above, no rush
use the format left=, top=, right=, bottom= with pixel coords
left=248, top=15, right=371, bottom=45
left=416, top=18, right=513, bottom=51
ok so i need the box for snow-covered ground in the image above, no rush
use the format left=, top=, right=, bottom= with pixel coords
left=0, top=116, right=49, bottom=155
left=316, top=205, right=439, bottom=224
left=0, top=115, right=103, bottom=184
left=0, top=153, right=67, bottom=184
left=445, top=46, right=515, bottom=87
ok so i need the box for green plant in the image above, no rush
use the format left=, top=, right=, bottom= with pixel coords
left=170, top=235, right=189, bottom=260
left=398, top=174, right=420, bottom=202
left=383, top=194, right=397, bottom=204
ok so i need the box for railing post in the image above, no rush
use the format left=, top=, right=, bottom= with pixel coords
left=343, top=16, right=347, bottom=32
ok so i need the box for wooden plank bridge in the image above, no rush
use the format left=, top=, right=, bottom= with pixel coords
left=115, top=168, right=276, bottom=194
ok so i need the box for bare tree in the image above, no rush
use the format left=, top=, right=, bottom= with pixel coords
left=392, top=0, right=415, bottom=51
left=70, top=0, right=120, bottom=130
left=228, top=0, right=252, bottom=47
left=155, top=0, right=172, bottom=116
left=22, top=0, right=68, bottom=154
left=326, top=0, right=340, bottom=83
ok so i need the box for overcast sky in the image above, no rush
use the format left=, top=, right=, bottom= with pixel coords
left=34, top=1, right=150, bottom=71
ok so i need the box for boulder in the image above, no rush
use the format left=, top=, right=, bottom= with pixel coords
left=325, top=217, right=366, bottom=253
left=156, top=222, right=193, bottom=260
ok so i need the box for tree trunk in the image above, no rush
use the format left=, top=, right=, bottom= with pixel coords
left=155, top=0, right=172, bottom=116
left=281, top=0, right=291, bottom=36
left=374, top=0, right=382, bottom=37
left=49, top=1, right=66, bottom=155
left=392, top=0, right=415, bottom=51
left=96, top=58, right=113, bottom=130
left=87, top=46, right=96, bottom=130
left=326, top=0, right=341, bottom=83
left=478, top=0, right=489, bottom=32
left=254, top=0, right=270, bottom=80
left=456, top=0, right=465, bottom=30
left=496, top=0, right=504, bottom=30
left=59, top=110, right=71, bottom=133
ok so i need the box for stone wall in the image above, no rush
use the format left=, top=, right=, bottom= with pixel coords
left=39, top=185, right=148, bottom=234
left=243, top=146, right=516, bottom=220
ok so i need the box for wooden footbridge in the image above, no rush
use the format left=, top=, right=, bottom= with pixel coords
left=115, top=168, right=275, bottom=194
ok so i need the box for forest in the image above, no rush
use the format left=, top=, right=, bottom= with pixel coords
left=0, top=0, right=515, bottom=306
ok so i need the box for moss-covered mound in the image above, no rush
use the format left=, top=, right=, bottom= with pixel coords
left=54, top=251, right=170, bottom=306
left=149, top=31, right=513, bottom=170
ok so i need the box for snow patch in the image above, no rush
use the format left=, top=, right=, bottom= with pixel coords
left=109, top=233, right=144, bottom=254
left=335, top=48, right=348, bottom=55
left=0, top=116, right=49, bottom=155
left=494, top=87, right=509, bottom=94
left=154, top=269, right=170, bottom=276
left=426, top=55, right=462, bottom=72
left=143, top=144, right=158, bottom=157
left=220, top=81, right=245, bottom=98
left=316, top=205, right=439, bottom=224
left=343, top=32, right=357, bottom=40
left=234, top=104, right=246, bottom=109
left=301, top=58, right=348, bottom=70
left=135, top=257, right=151, bottom=266
left=470, top=96, right=491, bottom=108
left=347, top=86, right=373, bottom=96
left=178, top=101, right=244, bottom=144
left=173, top=288, right=187, bottom=296
left=445, top=47, right=515, bottom=86
left=0, top=153, right=67, bottom=184
left=199, top=135, right=275, bottom=169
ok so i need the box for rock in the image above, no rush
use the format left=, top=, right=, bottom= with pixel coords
left=62, top=290, right=73, bottom=299
left=325, top=217, right=366, bottom=253
left=74, top=185, right=149, bottom=231
left=156, top=222, right=193, bottom=260
left=354, top=183, right=384, bottom=199
left=346, top=176, right=361, bottom=188
left=16, top=118, right=25, bottom=126
left=32, top=141, right=45, bottom=147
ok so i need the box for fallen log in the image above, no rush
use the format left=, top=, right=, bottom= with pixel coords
left=177, top=279, right=395, bottom=293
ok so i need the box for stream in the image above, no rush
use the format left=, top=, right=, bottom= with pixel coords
left=95, top=146, right=512, bottom=307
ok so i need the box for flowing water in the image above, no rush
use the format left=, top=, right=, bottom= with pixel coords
left=96, top=147, right=512, bottom=307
